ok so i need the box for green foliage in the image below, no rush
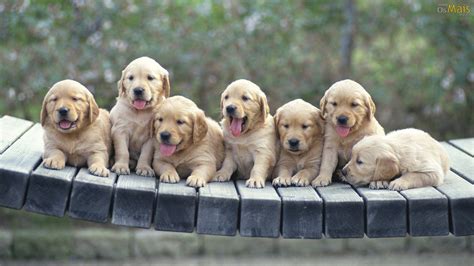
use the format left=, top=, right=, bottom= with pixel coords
left=0, top=0, right=472, bottom=139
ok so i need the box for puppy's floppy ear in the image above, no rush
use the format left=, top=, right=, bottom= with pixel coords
left=149, top=117, right=156, bottom=139
left=117, top=70, right=126, bottom=96
left=364, top=94, right=376, bottom=120
left=273, top=107, right=281, bottom=139
left=162, top=74, right=170, bottom=98
left=193, top=110, right=208, bottom=143
left=374, top=153, right=400, bottom=181
left=40, top=90, right=50, bottom=126
left=258, top=93, right=270, bottom=124
left=87, top=92, right=100, bottom=124
left=313, top=109, right=326, bottom=132
left=319, top=92, right=328, bottom=119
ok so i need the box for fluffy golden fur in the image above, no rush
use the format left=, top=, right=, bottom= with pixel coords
left=110, top=56, right=170, bottom=176
left=312, top=79, right=384, bottom=187
left=41, top=79, right=111, bottom=177
left=342, top=128, right=449, bottom=190
left=151, top=96, right=224, bottom=187
left=272, top=99, right=325, bottom=186
left=214, top=79, right=279, bottom=188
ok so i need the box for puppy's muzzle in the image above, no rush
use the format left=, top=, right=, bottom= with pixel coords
left=288, top=138, right=300, bottom=150
left=225, top=105, right=237, bottom=116
left=58, top=107, right=69, bottom=117
left=337, top=115, right=348, bottom=126
left=160, top=131, right=171, bottom=143
left=133, top=87, right=145, bottom=98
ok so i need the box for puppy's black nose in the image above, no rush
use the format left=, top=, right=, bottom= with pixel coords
left=337, top=115, right=348, bottom=125
left=288, top=138, right=300, bottom=148
left=342, top=168, right=348, bottom=176
left=133, top=87, right=144, bottom=96
left=160, top=131, right=171, bottom=141
left=58, top=107, right=69, bottom=116
left=226, top=105, right=236, bottom=114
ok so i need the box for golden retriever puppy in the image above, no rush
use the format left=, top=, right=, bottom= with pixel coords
left=151, top=96, right=224, bottom=187
left=213, top=79, right=278, bottom=188
left=342, top=128, right=449, bottom=190
left=110, top=56, right=170, bottom=176
left=41, top=79, right=111, bottom=177
left=312, top=79, right=385, bottom=187
left=272, top=99, right=325, bottom=187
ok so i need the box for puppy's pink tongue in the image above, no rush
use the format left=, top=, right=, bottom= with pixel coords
left=230, top=118, right=243, bottom=137
left=336, top=126, right=351, bottom=138
left=160, top=144, right=177, bottom=157
left=133, top=100, right=147, bottom=110
left=59, top=120, right=72, bottom=129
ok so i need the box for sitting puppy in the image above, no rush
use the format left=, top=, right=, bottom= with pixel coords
left=110, top=56, right=170, bottom=176
left=151, top=96, right=224, bottom=187
left=312, top=79, right=385, bottom=187
left=272, top=99, right=325, bottom=187
left=41, top=79, right=111, bottom=177
left=341, top=128, right=449, bottom=190
left=213, top=79, right=279, bottom=188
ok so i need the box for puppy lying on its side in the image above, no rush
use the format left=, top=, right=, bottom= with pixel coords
left=151, top=96, right=224, bottom=187
left=41, top=79, right=111, bottom=177
left=213, top=79, right=279, bottom=188
left=110, top=56, right=170, bottom=176
left=272, top=99, right=325, bottom=187
left=312, top=79, right=385, bottom=187
left=342, top=128, right=449, bottom=190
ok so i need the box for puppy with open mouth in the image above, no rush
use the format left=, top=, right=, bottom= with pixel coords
left=41, top=79, right=112, bottom=177
left=151, top=96, right=224, bottom=187
left=213, top=79, right=279, bottom=188
left=341, top=128, right=449, bottom=190
left=110, top=56, right=170, bottom=177
left=272, top=99, right=325, bottom=187
left=312, top=79, right=385, bottom=187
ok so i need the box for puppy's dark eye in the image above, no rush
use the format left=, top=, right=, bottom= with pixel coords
left=72, top=97, right=79, bottom=102
left=147, top=75, right=154, bottom=81
left=302, top=124, right=309, bottom=129
left=351, top=102, right=359, bottom=107
left=50, top=98, right=57, bottom=102
left=356, top=159, right=363, bottom=165
left=242, top=95, right=249, bottom=101
left=283, top=124, right=289, bottom=129
left=331, top=102, right=337, bottom=106
left=177, top=119, right=184, bottom=125
left=128, top=75, right=134, bottom=81
left=224, top=95, right=229, bottom=100
left=158, top=117, right=163, bottom=122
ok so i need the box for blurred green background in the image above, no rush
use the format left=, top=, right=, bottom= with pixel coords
left=0, top=0, right=473, bottom=139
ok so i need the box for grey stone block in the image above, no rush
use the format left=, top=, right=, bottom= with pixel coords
left=112, top=174, right=157, bottom=228
left=277, top=186, right=323, bottom=239
left=68, top=168, right=117, bottom=223
left=436, top=171, right=474, bottom=236
left=448, top=138, right=474, bottom=157
left=236, top=181, right=281, bottom=238
left=24, top=164, right=76, bottom=217
left=197, top=181, right=239, bottom=236
left=356, top=187, right=407, bottom=237
left=0, top=124, right=43, bottom=209
left=155, top=180, right=197, bottom=232
left=441, top=142, right=474, bottom=183
left=316, top=183, right=364, bottom=238
left=0, top=115, right=33, bottom=154
left=0, top=230, right=12, bottom=258
left=202, top=234, right=277, bottom=256
left=72, top=229, right=131, bottom=260
left=400, top=187, right=449, bottom=236
left=133, top=230, right=200, bottom=258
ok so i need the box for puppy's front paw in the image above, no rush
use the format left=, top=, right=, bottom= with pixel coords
left=160, top=170, right=180, bottom=183
left=291, top=174, right=311, bottom=187
left=388, top=179, right=410, bottom=191
left=111, top=162, right=130, bottom=175
left=89, top=164, right=110, bottom=177
left=136, top=165, right=155, bottom=177
left=272, top=176, right=292, bottom=187
left=212, top=170, right=232, bottom=182
left=186, top=175, right=207, bottom=187
left=311, top=175, right=332, bottom=187
left=369, top=181, right=389, bottom=189
left=43, top=157, right=65, bottom=170
left=246, top=178, right=265, bottom=188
